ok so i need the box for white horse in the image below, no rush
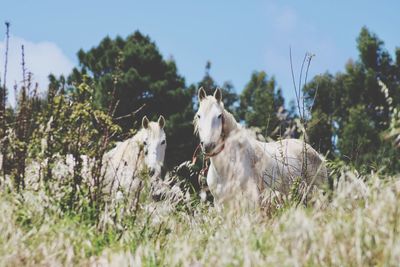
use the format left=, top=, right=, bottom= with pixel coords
left=101, top=115, right=167, bottom=194
left=194, top=88, right=328, bottom=205
left=22, top=115, right=167, bottom=197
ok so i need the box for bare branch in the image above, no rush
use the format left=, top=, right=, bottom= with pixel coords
left=3, top=21, right=10, bottom=91
left=114, top=104, right=146, bottom=121
left=289, top=47, right=302, bottom=117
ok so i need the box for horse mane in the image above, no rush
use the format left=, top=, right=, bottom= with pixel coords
left=193, top=96, right=240, bottom=136
left=104, top=121, right=164, bottom=168
left=104, top=131, right=143, bottom=168
left=222, top=108, right=240, bottom=135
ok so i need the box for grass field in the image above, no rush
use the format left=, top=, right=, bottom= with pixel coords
left=1, top=165, right=399, bottom=267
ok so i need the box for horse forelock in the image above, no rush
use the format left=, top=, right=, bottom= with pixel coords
left=147, top=122, right=165, bottom=139
left=193, top=95, right=239, bottom=135
left=106, top=121, right=164, bottom=165
left=193, top=96, right=219, bottom=134
left=136, top=121, right=165, bottom=141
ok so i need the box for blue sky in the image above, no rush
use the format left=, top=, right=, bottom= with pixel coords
left=1, top=1, right=399, bottom=103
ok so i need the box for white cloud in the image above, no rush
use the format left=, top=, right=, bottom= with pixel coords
left=0, top=36, right=74, bottom=104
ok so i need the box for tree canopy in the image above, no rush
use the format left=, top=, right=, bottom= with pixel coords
left=305, top=27, right=400, bottom=171
left=238, top=71, right=284, bottom=138
left=72, top=31, right=195, bottom=167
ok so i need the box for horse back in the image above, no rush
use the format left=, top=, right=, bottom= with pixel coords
left=260, top=138, right=328, bottom=190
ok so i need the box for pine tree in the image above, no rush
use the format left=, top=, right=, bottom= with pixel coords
left=71, top=31, right=195, bottom=167
left=238, top=71, right=284, bottom=138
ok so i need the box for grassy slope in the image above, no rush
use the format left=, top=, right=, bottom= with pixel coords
left=1, top=170, right=400, bottom=266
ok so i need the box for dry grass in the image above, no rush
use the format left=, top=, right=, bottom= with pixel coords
left=0, top=167, right=400, bottom=267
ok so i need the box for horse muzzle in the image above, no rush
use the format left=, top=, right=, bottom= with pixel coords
left=202, top=142, right=216, bottom=154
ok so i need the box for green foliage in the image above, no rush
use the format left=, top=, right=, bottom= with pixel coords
left=238, top=71, right=284, bottom=137
left=307, top=109, right=334, bottom=156
left=73, top=31, right=195, bottom=167
left=196, top=61, right=239, bottom=113
left=26, top=75, right=121, bottom=212
left=304, top=27, right=400, bottom=173
left=337, top=105, right=380, bottom=167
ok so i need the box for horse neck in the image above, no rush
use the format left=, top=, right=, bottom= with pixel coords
left=107, top=131, right=144, bottom=167
left=222, top=109, right=239, bottom=137
left=210, top=110, right=243, bottom=167
left=209, top=109, right=239, bottom=166
left=131, top=130, right=145, bottom=162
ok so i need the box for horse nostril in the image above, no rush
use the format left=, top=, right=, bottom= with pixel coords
left=149, top=169, right=155, bottom=176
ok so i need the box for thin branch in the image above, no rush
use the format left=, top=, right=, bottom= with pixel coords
left=308, top=78, right=319, bottom=116
left=114, top=104, right=146, bottom=121
left=1, top=22, right=10, bottom=179
left=3, top=22, right=10, bottom=91
left=304, top=54, right=314, bottom=92
left=298, top=53, right=308, bottom=116
left=21, top=45, right=26, bottom=88
left=303, top=53, right=314, bottom=120
left=289, top=47, right=302, bottom=117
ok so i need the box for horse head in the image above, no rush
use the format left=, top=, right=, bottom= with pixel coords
left=140, top=115, right=167, bottom=177
left=195, top=87, right=226, bottom=156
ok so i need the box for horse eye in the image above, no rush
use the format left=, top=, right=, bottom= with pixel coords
left=197, top=114, right=201, bottom=119
left=161, top=140, right=166, bottom=145
left=143, top=141, right=147, bottom=146
left=218, top=114, right=222, bottom=119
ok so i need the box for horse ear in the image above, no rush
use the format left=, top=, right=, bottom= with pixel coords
left=214, top=88, right=222, bottom=103
left=158, top=115, right=165, bottom=129
left=198, top=87, right=206, bottom=102
left=142, top=116, right=149, bottom=129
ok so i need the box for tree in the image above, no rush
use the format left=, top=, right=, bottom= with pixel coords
left=304, top=73, right=338, bottom=156
left=304, top=27, right=400, bottom=172
left=307, top=110, right=334, bottom=156
left=72, top=31, right=195, bottom=167
left=196, top=61, right=238, bottom=114
left=337, top=105, right=380, bottom=168
left=238, top=71, right=284, bottom=138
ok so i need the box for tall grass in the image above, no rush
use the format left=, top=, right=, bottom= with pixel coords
left=0, top=166, right=399, bottom=266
